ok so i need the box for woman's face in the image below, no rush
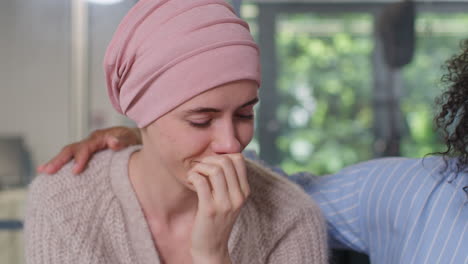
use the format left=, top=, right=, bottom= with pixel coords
left=141, top=80, right=258, bottom=187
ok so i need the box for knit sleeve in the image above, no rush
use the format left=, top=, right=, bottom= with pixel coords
left=265, top=203, right=328, bottom=264
left=24, top=175, right=65, bottom=264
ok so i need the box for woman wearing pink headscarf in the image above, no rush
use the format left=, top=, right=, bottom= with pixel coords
left=24, top=1, right=327, bottom=263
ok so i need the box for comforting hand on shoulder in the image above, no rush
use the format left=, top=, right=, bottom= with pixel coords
left=37, top=126, right=141, bottom=174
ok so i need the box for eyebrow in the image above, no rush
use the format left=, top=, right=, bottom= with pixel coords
left=241, top=97, right=259, bottom=108
left=185, top=97, right=259, bottom=114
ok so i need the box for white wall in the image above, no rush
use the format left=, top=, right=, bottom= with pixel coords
left=88, top=1, right=136, bottom=132
left=0, top=0, right=71, bottom=167
left=0, top=0, right=134, bottom=168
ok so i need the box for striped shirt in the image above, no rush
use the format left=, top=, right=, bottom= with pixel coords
left=285, top=156, right=468, bottom=264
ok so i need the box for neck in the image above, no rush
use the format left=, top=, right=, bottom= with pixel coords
left=128, top=148, right=198, bottom=225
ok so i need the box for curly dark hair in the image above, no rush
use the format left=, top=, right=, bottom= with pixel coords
left=434, top=39, right=468, bottom=172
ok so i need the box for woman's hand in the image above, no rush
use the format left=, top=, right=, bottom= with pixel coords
left=188, top=154, right=250, bottom=264
left=37, top=126, right=141, bottom=174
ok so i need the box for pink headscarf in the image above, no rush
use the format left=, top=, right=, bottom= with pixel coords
left=104, top=0, right=261, bottom=128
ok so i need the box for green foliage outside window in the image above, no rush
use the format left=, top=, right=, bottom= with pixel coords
left=401, top=14, right=468, bottom=157
left=242, top=6, right=468, bottom=176
left=276, top=14, right=374, bottom=175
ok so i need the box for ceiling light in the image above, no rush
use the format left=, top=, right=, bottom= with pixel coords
left=87, top=0, right=124, bottom=5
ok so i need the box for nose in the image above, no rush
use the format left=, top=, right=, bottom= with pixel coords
left=211, top=121, right=242, bottom=154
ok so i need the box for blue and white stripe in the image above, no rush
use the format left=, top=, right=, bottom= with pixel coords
left=286, top=156, right=468, bottom=264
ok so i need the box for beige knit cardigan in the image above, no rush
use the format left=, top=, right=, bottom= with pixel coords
left=25, top=146, right=328, bottom=264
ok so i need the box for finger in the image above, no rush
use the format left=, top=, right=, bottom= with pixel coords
left=89, top=130, right=111, bottom=150
left=71, top=146, right=93, bottom=174
left=106, top=127, right=141, bottom=150
left=191, top=163, right=230, bottom=208
left=229, top=154, right=249, bottom=198
left=106, top=136, right=124, bottom=150
left=127, top=127, right=142, bottom=145
left=40, top=146, right=75, bottom=174
left=36, top=164, right=46, bottom=173
left=72, top=138, right=110, bottom=174
left=204, top=156, right=244, bottom=207
left=188, top=172, right=213, bottom=213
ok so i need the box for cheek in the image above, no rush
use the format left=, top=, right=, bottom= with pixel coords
left=158, top=125, right=214, bottom=163
left=180, top=132, right=213, bottom=154
left=161, top=129, right=211, bottom=157
left=146, top=121, right=208, bottom=163
left=238, top=122, right=255, bottom=148
left=155, top=129, right=212, bottom=184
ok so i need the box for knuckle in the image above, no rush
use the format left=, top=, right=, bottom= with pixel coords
left=89, top=129, right=103, bottom=139
left=80, top=144, right=91, bottom=154
left=231, top=197, right=244, bottom=210
left=220, top=203, right=233, bottom=214
left=244, top=187, right=251, bottom=198
left=190, top=163, right=201, bottom=171
left=211, top=155, right=229, bottom=165
left=210, top=165, right=223, bottom=176
left=204, top=206, right=217, bottom=217
left=210, top=173, right=223, bottom=185
left=190, top=174, right=203, bottom=184
left=198, top=176, right=209, bottom=185
left=219, top=157, right=232, bottom=168
left=231, top=153, right=244, bottom=162
left=61, top=144, right=73, bottom=152
left=189, top=162, right=202, bottom=173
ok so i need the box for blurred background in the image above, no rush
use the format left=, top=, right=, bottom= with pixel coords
left=1, top=0, right=467, bottom=263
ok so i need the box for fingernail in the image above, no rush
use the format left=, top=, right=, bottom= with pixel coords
left=45, top=164, right=53, bottom=174
left=72, top=164, right=79, bottom=174
left=109, top=137, right=119, bottom=144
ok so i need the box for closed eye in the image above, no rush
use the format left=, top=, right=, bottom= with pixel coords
left=189, top=119, right=212, bottom=128
left=237, top=113, right=254, bottom=120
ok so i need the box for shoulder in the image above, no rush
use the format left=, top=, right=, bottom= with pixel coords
left=338, top=156, right=443, bottom=173
left=26, top=149, right=117, bottom=235
left=335, top=156, right=448, bottom=187
left=308, top=156, right=443, bottom=205
left=28, top=149, right=115, bottom=201
left=244, top=158, right=325, bottom=231
left=246, top=158, right=319, bottom=209
left=238, top=159, right=327, bottom=261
